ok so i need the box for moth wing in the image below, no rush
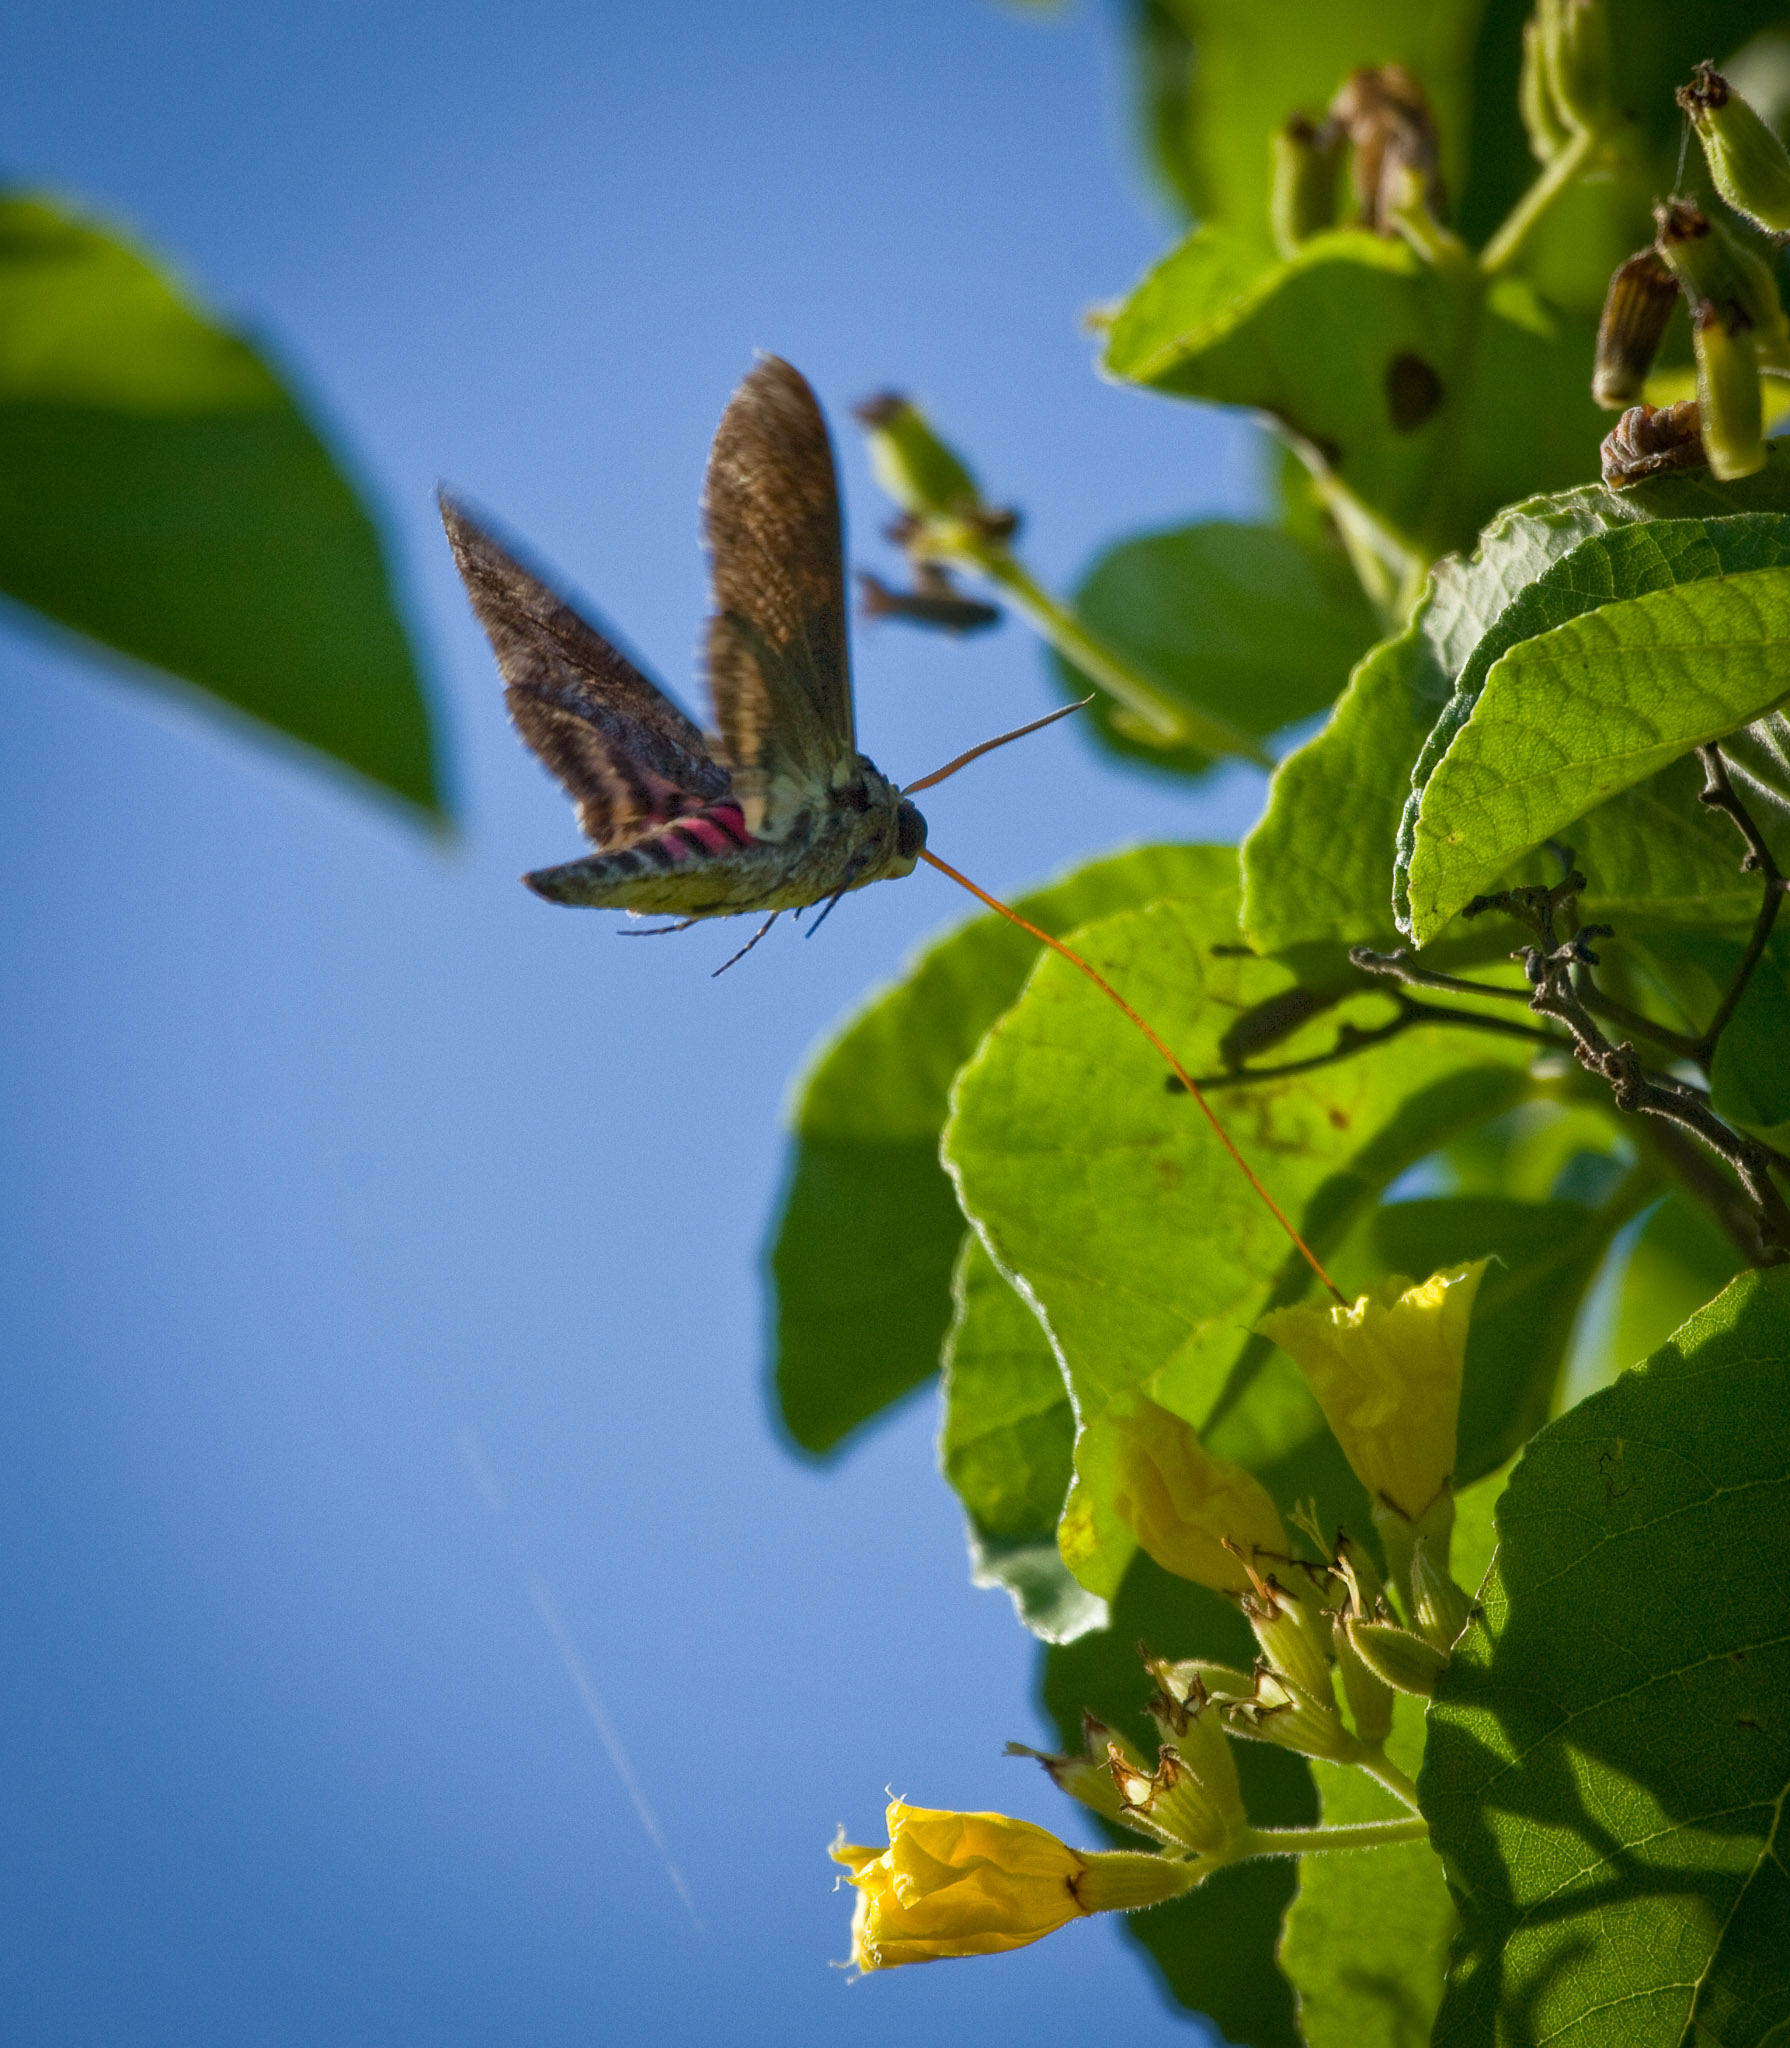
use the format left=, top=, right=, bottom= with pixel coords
left=441, top=495, right=730, bottom=849
left=702, top=357, right=857, bottom=835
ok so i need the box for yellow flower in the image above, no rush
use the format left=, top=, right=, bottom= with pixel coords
left=1256, top=1262, right=1487, bottom=1524
left=831, top=1803, right=1194, bottom=1970
left=1110, top=1397, right=1288, bottom=1594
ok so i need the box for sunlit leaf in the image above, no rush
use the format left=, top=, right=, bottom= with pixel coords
left=1423, top=1268, right=1790, bottom=2048
left=0, top=194, right=443, bottom=816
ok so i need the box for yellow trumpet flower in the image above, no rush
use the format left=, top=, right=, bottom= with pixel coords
left=831, top=1802, right=1195, bottom=1970
left=1257, top=1262, right=1487, bottom=1526
left=1110, top=1397, right=1288, bottom=1594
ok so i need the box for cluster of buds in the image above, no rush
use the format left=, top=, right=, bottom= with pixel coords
left=1519, top=0, right=1611, bottom=160
left=1270, top=64, right=1446, bottom=260
left=850, top=394, right=1016, bottom=634
left=1596, top=65, right=1790, bottom=485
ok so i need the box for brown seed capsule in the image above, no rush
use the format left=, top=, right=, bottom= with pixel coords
left=1599, top=400, right=1707, bottom=489
left=1330, top=64, right=1445, bottom=235
left=1593, top=248, right=1680, bottom=409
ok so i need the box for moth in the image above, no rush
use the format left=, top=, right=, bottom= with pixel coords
left=441, top=356, right=930, bottom=958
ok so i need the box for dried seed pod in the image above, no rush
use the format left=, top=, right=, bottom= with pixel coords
left=1593, top=248, right=1680, bottom=409
left=1599, top=399, right=1707, bottom=489
left=1330, top=64, right=1445, bottom=235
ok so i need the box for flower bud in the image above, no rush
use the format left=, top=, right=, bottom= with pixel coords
left=854, top=394, right=984, bottom=521
left=1519, top=17, right=1571, bottom=162
left=1109, top=1399, right=1289, bottom=1595
left=1241, top=1570, right=1336, bottom=1704
left=1142, top=1653, right=1256, bottom=1708
left=1678, top=62, right=1790, bottom=237
left=831, top=1802, right=1193, bottom=1970
left=1005, top=1714, right=1152, bottom=1833
left=1411, top=1536, right=1477, bottom=1649
left=1343, top=1617, right=1449, bottom=1697
left=858, top=567, right=1002, bottom=636
left=1654, top=200, right=1790, bottom=370
left=1694, top=299, right=1767, bottom=481
left=1109, top=1742, right=1239, bottom=1859
left=1257, top=1263, right=1486, bottom=1530
left=1140, top=1682, right=1246, bottom=1855
left=1538, top=0, right=1610, bottom=138
left=1331, top=1608, right=1396, bottom=1741
left=1226, top=1666, right=1354, bottom=1763
left=1593, top=248, right=1680, bottom=409
left=1270, top=114, right=1343, bottom=258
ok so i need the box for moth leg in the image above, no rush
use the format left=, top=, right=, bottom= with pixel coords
left=617, top=918, right=701, bottom=938
left=711, top=910, right=783, bottom=977
left=803, top=889, right=848, bottom=939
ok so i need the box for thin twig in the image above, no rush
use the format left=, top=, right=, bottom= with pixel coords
left=1694, top=743, right=1787, bottom=1060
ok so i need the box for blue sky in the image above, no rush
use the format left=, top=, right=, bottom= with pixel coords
left=0, top=3, right=1267, bottom=2040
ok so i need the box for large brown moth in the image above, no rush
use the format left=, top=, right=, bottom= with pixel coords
left=442, top=356, right=934, bottom=961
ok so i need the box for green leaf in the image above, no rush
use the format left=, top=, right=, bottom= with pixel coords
left=1038, top=1553, right=1316, bottom=2047
left=940, top=1235, right=1102, bottom=1642
left=1281, top=1693, right=1455, bottom=2048
left=943, top=859, right=1537, bottom=1595
left=1608, top=1194, right=1748, bottom=1385
left=1049, top=519, right=1380, bottom=778
left=0, top=194, right=443, bottom=816
left=1244, top=462, right=1790, bottom=955
left=1104, top=226, right=1605, bottom=560
left=1712, top=927, right=1790, bottom=1140
left=768, top=844, right=1235, bottom=1455
left=1405, top=564, right=1790, bottom=941
left=1423, top=1267, right=1790, bottom=2048
left=1370, top=1192, right=1643, bottom=1486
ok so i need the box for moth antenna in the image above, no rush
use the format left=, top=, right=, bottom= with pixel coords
left=711, top=909, right=782, bottom=977
left=617, top=918, right=701, bottom=938
left=917, top=847, right=1346, bottom=1304
left=903, top=696, right=1094, bottom=796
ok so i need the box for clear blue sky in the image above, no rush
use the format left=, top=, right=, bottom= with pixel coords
left=0, top=3, right=1267, bottom=2040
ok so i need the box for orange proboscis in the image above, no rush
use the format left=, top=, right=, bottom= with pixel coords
left=919, top=847, right=1345, bottom=1304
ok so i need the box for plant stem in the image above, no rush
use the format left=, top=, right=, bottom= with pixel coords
left=1238, top=1816, right=1430, bottom=1857
left=1478, top=126, right=1601, bottom=275
left=1693, top=743, right=1787, bottom=1061
left=951, top=543, right=1272, bottom=767
left=1352, top=1748, right=1424, bottom=1813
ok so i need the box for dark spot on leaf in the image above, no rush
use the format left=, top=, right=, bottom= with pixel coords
left=1385, top=352, right=1444, bottom=431
left=1326, top=1106, right=1350, bottom=1131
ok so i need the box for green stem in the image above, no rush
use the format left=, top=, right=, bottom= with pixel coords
left=950, top=544, right=1273, bottom=767
left=1239, top=1816, right=1430, bottom=1856
left=1352, top=1748, right=1424, bottom=1813
left=1478, top=126, right=1601, bottom=276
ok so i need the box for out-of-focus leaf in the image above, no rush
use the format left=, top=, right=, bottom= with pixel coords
left=1370, top=1193, right=1641, bottom=1485
left=0, top=194, right=443, bottom=816
left=1049, top=519, right=1379, bottom=778
left=1281, top=1693, right=1454, bottom=2048
left=943, top=858, right=1537, bottom=1596
left=940, top=1236, right=1102, bottom=1642
left=1104, top=227, right=1605, bottom=561
left=1038, top=1553, right=1315, bottom=2048
left=1609, top=1193, right=1748, bottom=1379
left=1405, top=567, right=1790, bottom=943
left=1711, top=927, right=1790, bottom=1139
left=768, top=844, right=1234, bottom=1456
left=1423, top=1268, right=1790, bottom=2048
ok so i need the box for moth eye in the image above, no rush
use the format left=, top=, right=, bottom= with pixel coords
left=896, top=801, right=928, bottom=860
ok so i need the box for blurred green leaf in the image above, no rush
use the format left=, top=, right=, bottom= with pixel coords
left=1609, top=1193, right=1748, bottom=1378
left=1048, top=519, right=1380, bottom=778
left=1423, top=1268, right=1790, bottom=2048
left=1104, top=228, right=1605, bottom=561
left=1712, top=927, right=1790, bottom=1138
left=943, top=862, right=1538, bottom=1595
left=768, top=844, right=1235, bottom=1456
left=1282, top=1693, right=1454, bottom=2048
left=940, top=1235, right=1103, bottom=1642
left=1404, top=566, right=1790, bottom=943
left=1038, top=1553, right=1316, bottom=2047
left=0, top=194, right=444, bottom=817
left=1371, top=1192, right=1643, bottom=1485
